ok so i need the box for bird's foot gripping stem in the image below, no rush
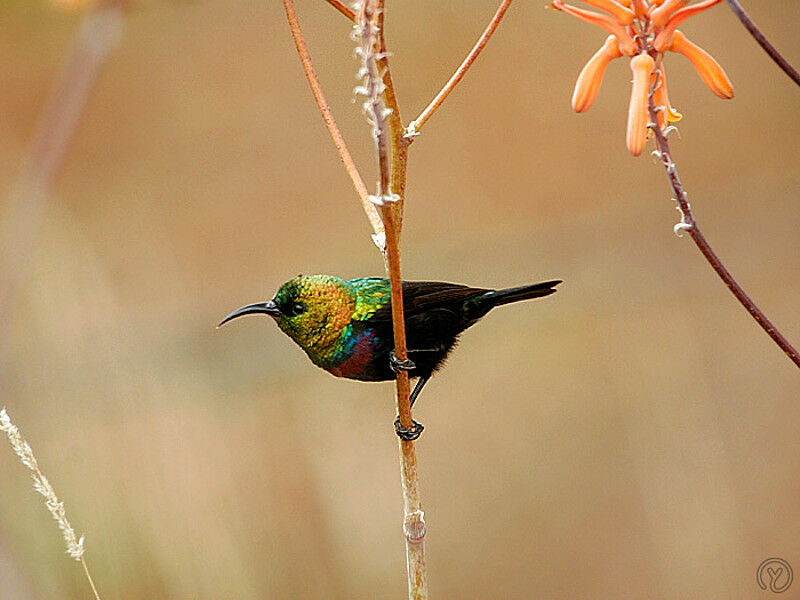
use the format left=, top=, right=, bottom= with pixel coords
left=390, top=351, right=422, bottom=439
left=394, top=417, right=424, bottom=441
left=389, top=350, right=416, bottom=374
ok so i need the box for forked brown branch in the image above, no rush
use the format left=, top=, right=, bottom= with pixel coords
left=285, top=2, right=519, bottom=596
left=647, top=93, right=800, bottom=369
left=281, top=0, right=385, bottom=244
left=283, top=0, right=429, bottom=596
left=356, top=2, right=429, bottom=596
left=323, top=0, right=514, bottom=233
left=408, top=0, right=514, bottom=135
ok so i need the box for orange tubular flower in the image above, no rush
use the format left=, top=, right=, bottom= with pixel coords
left=581, top=0, right=635, bottom=25
left=50, top=0, right=97, bottom=7
left=631, top=0, right=649, bottom=19
left=551, top=0, right=733, bottom=155
left=669, top=30, right=734, bottom=98
left=654, top=0, right=722, bottom=50
left=649, top=0, right=688, bottom=26
left=550, top=1, right=637, bottom=55
left=50, top=0, right=137, bottom=9
left=572, top=35, right=623, bottom=112
left=627, top=54, right=654, bottom=156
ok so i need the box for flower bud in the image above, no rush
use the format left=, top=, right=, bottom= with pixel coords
left=631, top=0, right=648, bottom=19
left=572, top=35, right=623, bottom=112
left=654, top=0, right=722, bottom=51
left=627, top=53, right=655, bottom=156
left=551, top=1, right=637, bottom=55
left=669, top=30, right=733, bottom=99
left=580, top=0, right=635, bottom=25
left=649, top=0, right=688, bottom=27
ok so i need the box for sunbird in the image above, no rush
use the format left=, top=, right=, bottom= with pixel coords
left=219, top=275, right=561, bottom=439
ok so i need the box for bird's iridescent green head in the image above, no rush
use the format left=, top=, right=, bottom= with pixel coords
left=219, top=274, right=357, bottom=367
left=271, top=275, right=356, bottom=344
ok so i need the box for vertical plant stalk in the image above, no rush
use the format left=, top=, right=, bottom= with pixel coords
left=282, top=0, right=428, bottom=595
left=0, top=1, right=124, bottom=387
left=356, top=2, right=428, bottom=598
left=0, top=409, right=102, bottom=600
left=381, top=205, right=428, bottom=598
left=724, top=0, right=800, bottom=87
left=318, top=0, right=408, bottom=233
left=647, top=93, right=800, bottom=368
left=371, top=2, right=410, bottom=237
left=281, top=0, right=385, bottom=248
left=407, top=0, right=514, bottom=136
left=287, top=1, right=519, bottom=595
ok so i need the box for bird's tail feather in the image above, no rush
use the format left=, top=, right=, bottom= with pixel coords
left=480, top=280, right=562, bottom=308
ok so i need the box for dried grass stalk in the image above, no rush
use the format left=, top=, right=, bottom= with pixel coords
left=0, top=408, right=101, bottom=600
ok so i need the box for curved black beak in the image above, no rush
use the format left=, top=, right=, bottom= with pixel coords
left=218, top=300, right=281, bottom=328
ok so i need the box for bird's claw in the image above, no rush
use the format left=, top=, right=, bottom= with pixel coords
left=394, top=417, right=424, bottom=441
left=389, top=350, right=416, bottom=373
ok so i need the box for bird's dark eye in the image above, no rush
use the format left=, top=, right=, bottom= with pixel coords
left=290, top=302, right=306, bottom=316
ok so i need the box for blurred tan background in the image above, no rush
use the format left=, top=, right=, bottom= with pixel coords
left=1, top=1, right=798, bottom=598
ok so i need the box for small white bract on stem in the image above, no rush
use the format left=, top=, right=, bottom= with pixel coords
left=0, top=408, right=85, bottom=559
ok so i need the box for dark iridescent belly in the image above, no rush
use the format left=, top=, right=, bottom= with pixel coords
left=326, top=321, right=458, bottom=382
left=326, top=329, right=387, bottom=381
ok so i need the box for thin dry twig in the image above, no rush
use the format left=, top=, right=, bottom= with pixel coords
left=322, top=0, right=513, bottom=235
left=322, top=0, right=356, bottom=22
left=647, top=93, right=800, bottom=369
left=724, top=0, right=800, bottom=87
left=281, top=0, right=385, bottom=247
left=356, top=2, right=428, bottom=597
left=407, top=0, right=514, bottom=136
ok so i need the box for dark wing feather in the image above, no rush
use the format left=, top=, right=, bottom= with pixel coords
left=369, top=281, right=490, bottom=321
